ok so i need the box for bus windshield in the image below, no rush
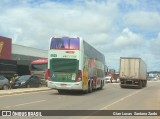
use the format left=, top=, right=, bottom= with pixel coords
left=31, top=63, right=47, bottom=71
left=50, top=37, right=79, bottom=50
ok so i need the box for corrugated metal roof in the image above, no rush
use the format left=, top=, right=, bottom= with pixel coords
left=12, top=44, right=48, bottom=58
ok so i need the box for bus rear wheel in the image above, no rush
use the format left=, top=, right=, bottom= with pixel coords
left=99, top=81, right=103, bottom=90
left=83, top=82, right=93, bottom=94
left=88, top=82, right=93, bottom=93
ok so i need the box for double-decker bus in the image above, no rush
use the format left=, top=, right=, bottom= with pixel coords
left=47, top=36, right=105, bottom=93
left=30, top=58, right=49, bottom=85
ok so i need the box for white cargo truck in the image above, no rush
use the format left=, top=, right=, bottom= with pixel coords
left=119, top=57, right=147, bottom=88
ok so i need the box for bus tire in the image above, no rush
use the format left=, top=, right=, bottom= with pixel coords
left=88, top=81, right=93, bottom=93
left=99, top=81, right=103, bottom=90
left=83, top=81, right=92, bottom=94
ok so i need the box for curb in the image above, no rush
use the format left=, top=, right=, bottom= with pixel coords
left=0, top=88, right=52, bottom=96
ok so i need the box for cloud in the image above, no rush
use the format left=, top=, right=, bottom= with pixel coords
left=150, top=33, right=160, bottom=57
left=0, top=0, right=120, bottom=49
left=84, top=33, right=110, bottom=46
left=115, top=28, right=143, bottom=47
left=124, top=11, right=160, bottom=32
left=0, top=0, right=160, bottom=71
left=102, top=28, right=152, bottom=71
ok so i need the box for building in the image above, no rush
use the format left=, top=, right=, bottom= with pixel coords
left=0, top=36, right=48, bottom=76
left=12, top=44, right=48, bottom=75
left=0, top=36, right=12, bottom=60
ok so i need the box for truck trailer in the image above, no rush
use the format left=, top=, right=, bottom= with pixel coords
left=119, top=57, right=147, bottom=88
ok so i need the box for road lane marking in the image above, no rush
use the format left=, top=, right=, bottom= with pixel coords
left=82, top=83, right=159, bottom=119
left=82, top=90, right=142, bottom=119
left=101, top=82, right=159, bottom=110
left=82, top=90, right=143, bottom=119
left=3, top=100, right=46, bottom=109
left=101, top=90, right=141, bottom=110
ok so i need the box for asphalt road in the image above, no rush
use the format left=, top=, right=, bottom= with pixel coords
left=0, top=80, right=160, bottom=119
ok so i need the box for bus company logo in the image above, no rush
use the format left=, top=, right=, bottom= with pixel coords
left=0, top=41, right=4, bottom=56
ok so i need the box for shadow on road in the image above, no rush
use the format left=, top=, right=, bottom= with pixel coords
left=49, top=89, right=104, bottom=96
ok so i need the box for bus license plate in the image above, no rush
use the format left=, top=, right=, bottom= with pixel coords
left=60, top=84, right=67, bottom=86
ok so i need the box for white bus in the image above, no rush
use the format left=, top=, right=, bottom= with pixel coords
left=47, top=36, right=105, bottom=94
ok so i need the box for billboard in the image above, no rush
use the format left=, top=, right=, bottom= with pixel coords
left=0, top=36, right=12, bottom=60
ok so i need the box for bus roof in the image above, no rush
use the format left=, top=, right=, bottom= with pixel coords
left=31, top=58, right=48, bottom=64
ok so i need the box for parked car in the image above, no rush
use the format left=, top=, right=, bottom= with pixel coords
left=12, top=75, right=42, bottom=88
left=0, top=76, right=10, bottom=90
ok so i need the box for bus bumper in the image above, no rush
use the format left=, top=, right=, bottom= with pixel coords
left=47, top=81, right=83, bottom=90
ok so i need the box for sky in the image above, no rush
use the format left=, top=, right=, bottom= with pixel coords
left=0, top=0, right=160, bottom=71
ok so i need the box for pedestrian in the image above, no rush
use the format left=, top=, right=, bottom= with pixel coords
left=10, top=74, right=18, bottom=89
left=13, top=74, right=19, bottom=81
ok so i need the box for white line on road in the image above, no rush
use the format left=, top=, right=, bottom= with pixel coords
left=82, top=83, right=159, bottom=119
left=3, top=100, right=46, bottom=109
left=104, top=83, right=159, bottom=110
left=82, top=90, right=142, bottom=119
